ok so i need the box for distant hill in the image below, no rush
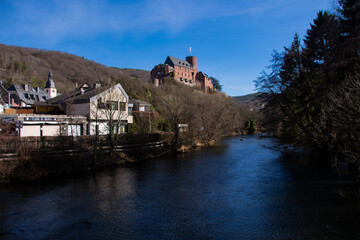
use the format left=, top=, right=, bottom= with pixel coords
left=0, top=43, right=150, bottom=97
left=233, top=92, right=264, bottom=110
left=233, top=92, right=261, bottom=101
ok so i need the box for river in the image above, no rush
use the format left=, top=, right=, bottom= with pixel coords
left=0, top=135, right=359, bottom=239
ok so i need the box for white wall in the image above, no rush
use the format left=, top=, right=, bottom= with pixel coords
left=90, top=87, right=128, bottom=121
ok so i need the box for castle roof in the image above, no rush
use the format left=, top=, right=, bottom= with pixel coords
left=165, top=56, right=195, bottom=70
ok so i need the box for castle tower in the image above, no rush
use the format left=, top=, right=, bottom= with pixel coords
left=44, top=70, right=57, bottom=99
left=186, top=56, right=197, bottom=70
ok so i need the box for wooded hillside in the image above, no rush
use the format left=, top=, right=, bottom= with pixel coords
left=0, top=43, right=150, bottom=94
left=0, top=43, right=260, bottom=145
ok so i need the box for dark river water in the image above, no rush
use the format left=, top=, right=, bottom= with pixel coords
left=0, top=135, right=359, bottom=239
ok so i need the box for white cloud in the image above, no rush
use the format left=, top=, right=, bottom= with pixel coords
left=5, top=0, right=331, bottom=46
left=6, top=0, right=285, bottom=45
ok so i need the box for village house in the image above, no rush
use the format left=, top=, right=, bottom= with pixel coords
left=45, top=83, right=133, bottom=135
left=1, top=83, right=133, bottom=137
left=6, top=71, right=58, bottom=108
left=129, top=99, right=151, bottom=112
left=151, top=55, right=214, bottom=92
left=0, top=69, right=134, bottom=136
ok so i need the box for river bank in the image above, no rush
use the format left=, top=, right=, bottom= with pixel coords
left=0, top=133, right=175, bottom=183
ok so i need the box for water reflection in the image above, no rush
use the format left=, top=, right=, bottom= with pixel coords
left=0, top=135, right=359, bottom=239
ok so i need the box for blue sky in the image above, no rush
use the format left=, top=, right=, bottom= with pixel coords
left=0, top=0, right=336, bottom=96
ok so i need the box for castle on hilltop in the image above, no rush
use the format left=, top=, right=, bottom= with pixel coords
left=151, top=56, right=214, bottom=92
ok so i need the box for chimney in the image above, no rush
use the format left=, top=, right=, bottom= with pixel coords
left=186, top=56, right=197, bottom=69
left=93, top=83, right=101, bottom=89
left=22, top=84, right=29, bottom=91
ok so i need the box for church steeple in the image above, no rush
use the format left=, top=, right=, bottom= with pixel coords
left=44, top=70, right=57, bottom=99
left=45, top=70, right=55, bottom=88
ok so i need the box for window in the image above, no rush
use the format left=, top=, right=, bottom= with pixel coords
left=120, top=102, right=126, bottom=111
left=107, top=101, right=118, bottom=110
left=24, top=93, right=30, bottom=100
left=97, top=98, right=106, bottom=109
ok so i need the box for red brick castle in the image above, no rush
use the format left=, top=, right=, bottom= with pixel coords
left=151, top=56, right=214, bottom=92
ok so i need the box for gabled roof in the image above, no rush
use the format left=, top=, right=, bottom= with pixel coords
left=198, top=71, right=209, bottom=78
left=46, top=83, right=129, bottom=105
left=165, top=56, right=195, bottom=70
left=8, top=84, right=48, bottom=105
left=130, top=99, right=151, bottom=106
left=77, top=83, right=91, bottom=91
left=0, top=82, right=9, bottom=104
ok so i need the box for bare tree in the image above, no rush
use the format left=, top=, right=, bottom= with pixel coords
left=90, top=85, right=131, bottom=153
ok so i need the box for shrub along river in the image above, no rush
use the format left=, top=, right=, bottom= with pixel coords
left=0, top=135, right=359, bottom=239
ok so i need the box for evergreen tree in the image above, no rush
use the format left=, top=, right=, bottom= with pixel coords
left=338, top=0, right=360, bottom=71
left=255, top=0, right=360, bottom=168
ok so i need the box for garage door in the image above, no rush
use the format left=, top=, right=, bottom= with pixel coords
left=42, top=125, right=60, bottom=136
left=21, top=125, right=41, bottom=137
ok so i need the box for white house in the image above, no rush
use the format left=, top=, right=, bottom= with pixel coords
left=47, top=83, right=133, bottom=135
